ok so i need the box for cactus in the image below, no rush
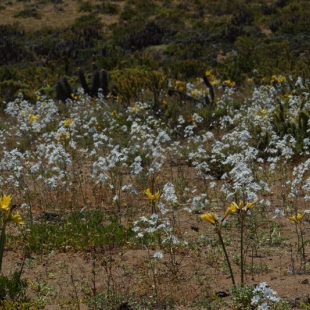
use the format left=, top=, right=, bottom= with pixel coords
left=100, top=70, right=109, bottom=98
left=78, top=67, right=90, bottom=95
left=55, top=77, right=73, bottom=102
left=91, top=68, right=101, bottom=96
left=63, top=62, right=110, bottom=99
left=203, top=73, right=215, bottom=105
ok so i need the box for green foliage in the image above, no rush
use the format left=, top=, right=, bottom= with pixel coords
left=231, top=285, right=254, bottom=310
left=119, top=4, right=141, bottom=22
left=78, top=1, right=94, bottom=13
left=0, top=80, right=34, bottom=106
left=2, top=0, right=310, bottom=105
left=13, top=8, right=41, bottom=19
left=25, top=211, right=135, bottom=254
left=97, top=2, right=119, bottom=15
left=111, top=67, right=168, bottom=108
left=73, top=13, right=103, bottom=29
left=0, top=271, right=29, bottom=304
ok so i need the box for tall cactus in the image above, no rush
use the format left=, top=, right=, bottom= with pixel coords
left=56, top=77, right=73, bottom=102
left=56, top=62, right=110, bottom=101
left=100, top=70, right=109, bottom=98
left=203, top=72, right=215, bottom=105
left=91, top=65, right=101, bottom=96
left=78, top=67, right=90, bottom=95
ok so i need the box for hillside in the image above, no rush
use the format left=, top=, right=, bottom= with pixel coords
left=0, top=0, right=310, bottom=103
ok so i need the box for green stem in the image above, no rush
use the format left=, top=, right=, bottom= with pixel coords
left=217, top=230, right=235, bottom=286
left=240, top=217, right=244, bottom=286
left=0, top=225, right=6, bottom=273
left=299, top=225, right=306, bottom=264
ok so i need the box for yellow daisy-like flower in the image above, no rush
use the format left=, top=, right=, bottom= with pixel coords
left=0, top=195, right=12, bottom=211
left=145, top=188, right=160, bottom=201
left=63, top=119, right=74, bottom=127
left=58, top=133, right=70, bottom=140
left=111, top=110, right=120, bottom=119
left=200, top=212, right=218, bottom=225
left=224, top=79, right=236, bottom=87
left=29, top=114, right=40, bottom=122
left=228, top=201, right=256, bottom=214
left=10, top=212, right=24, bottom=225
left=287, top=213, right=305, bottom=223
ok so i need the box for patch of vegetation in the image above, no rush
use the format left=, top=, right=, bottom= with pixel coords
left=14, top=8, right=41, bottom=19
left=24, top=211, right=135, bottom=254
left=0, top=271, right=29, bottom=304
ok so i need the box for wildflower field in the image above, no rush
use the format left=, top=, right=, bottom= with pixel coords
left=2, top=0, right=310, bottom=309
left=1, top=72, right=310, bottom=309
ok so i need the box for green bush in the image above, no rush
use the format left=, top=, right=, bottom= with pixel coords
left=0, top=271, right=29, bottom=304
left=25, top=210, right=135, bottom=254
left=73, top=14, right=103, bottom=29
left=13, top=8, right=41, bottom=19
left=78, top=1, right=94, bottom=13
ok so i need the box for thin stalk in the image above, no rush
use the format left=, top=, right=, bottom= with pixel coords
left=217, top=230, right=235, bottom=286
left=240, top=218, right=244, bottom=286
left=299, top=224, right=306, bottom=264
left=0, top=225, right=6, bottom=273
left=146, top=247, right=159, bottom=307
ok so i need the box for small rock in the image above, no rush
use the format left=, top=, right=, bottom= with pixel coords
left=216, top=291, right=229, bottom=298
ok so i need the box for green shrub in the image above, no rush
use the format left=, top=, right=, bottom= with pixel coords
left=0, top=271, right=29, bottom=304
left=13, top=8, right=41, bottom=19
left=73, top=14, right=103, bottom=29
left=25, top=211, right=135, bottom=254
left=78, top=1, right=94, bottom=13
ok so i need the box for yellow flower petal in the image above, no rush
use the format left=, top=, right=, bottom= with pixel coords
left=229, top=202, right=239, bottom=213
left=0, top=195, right=12, bottom=211
left=245, top=201, right=256, bottom=211
left=145, top=188, right=160, bottom=201
left=297, top=213, right=305, bottom=221
left=287, top=216, right=297, bottom=223
left=287, top=213, right=305, bottom=223
left=223, top=206, right=232, bottom=220
left=200, top=212, right=218, bottom=225
left=10, top=212, right=24, bottom=225
left=63, top=119, right=74, bottom=127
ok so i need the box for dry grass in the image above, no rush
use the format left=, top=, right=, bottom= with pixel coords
left=0, top=0, right=124, bottom=31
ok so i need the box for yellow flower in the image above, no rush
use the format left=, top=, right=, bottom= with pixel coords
left=186, top=115, right=193, bottom=123
left=200, top=212, right=218, bottom=225
left=245, top=201, right=256, bottom=210
left=287, top=213, right=305, bottom=223
left=29, top=114, right=40, bottom=122
left=0, top=195, right=11, bottom=211
left=111, top=110, right=120, bottom=119
left=161, top=99, right=168, bottom=107
left=58, top=133, right=70, bottom=140
left=145, top=188, right=160, bottom=201
left=224, top=79, right=236, bottom=87
left=63, top=119, right=74, bottom=127
left=223, top=206, right=233, bottom=220
left=229, top=201, right=240, bottom=213
left=205, top=70, right=215, bottom=81
left=228, top=201, right=256, bottom=214
left=261, top=109, right=267, bottom=116
left=10, top=212, right=24, bottom=225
